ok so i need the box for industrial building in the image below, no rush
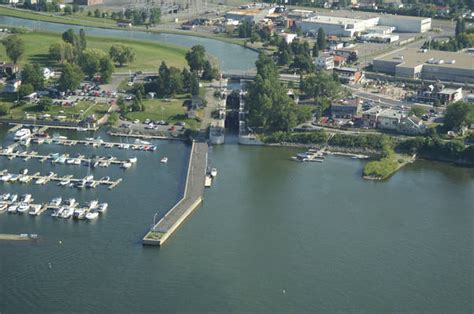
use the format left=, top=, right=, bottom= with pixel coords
left=225, top=5, right=275, bottom=23
left=298, top=14, right=431, bottom=37
left=372, top=48, right=474, bottom=84
left=74, top=0, right=103, bottom=5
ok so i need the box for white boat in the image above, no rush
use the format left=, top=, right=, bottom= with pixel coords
left=65, top=198, right=76, bottom=207
left=84, top=175, right=94, bottom=181
left=51, top=206, right=65, bottom=217
left=88, top=200, right=99, bottom=209
left=17, top=203, right=30, bottom=213
left=20, top=169, right=28, bottom=175
left=9, top=194, right=18, bottom=202
left=85, top=211, right=99, bottom=220
left=73, top=208, right=86, bottom=219
left=73, top=159, right=81, bottom=165
left=1, top=193, right=10, bottom=201
left=28, top=204, right=42, bottom=215
left=66, top=158, right=76, bottom=164
left=1, top=173, right=12, bottom=182
left=129, top=157, right=137, bottom=164
left=134, top=139, right=151, bottom=145
left=50, top=197, right=62, bottom=207
left=8, top=204, right=18, bottom=213
left=210, top=168, right=218, bottom=178
left=76, top=127, right=88, bottom=132
left=19, top=176, right=31, bottom=183
left=58, top=179, right=70, bottom=186
left=35, top=177, right=47, bottom=185
left=14, top=128, right=31, bottom=141
left=20, top=137, right=31, bottom=146
left=60, top=207, right=75, bottom=219
left=0, top=202, right=8, bottom=212
left=121, top=162, right=132, bottom=169
left=160, top=157, right=168, bottom=164
left=97, top=203, right=108, bottom=213
left=21, top=194, right=32, bottom=203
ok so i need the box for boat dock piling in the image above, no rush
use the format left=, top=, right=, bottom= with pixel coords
left=143, top=141, right=207, bottom=246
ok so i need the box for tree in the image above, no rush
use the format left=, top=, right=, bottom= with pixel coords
left=108, top=111, right=119, bottom=126
left=79, top=29, right=87, bottom=51
left=99, top=57, right=114, bottom=83
left=49, top=42, right=75, bottom=64
left=62, top=29, right=78, bottom=46
left=109, top=45, right=135, bottom=66
left=169, top=67, right=184, bottom=96
left=21, top=63, right=44, bottom=90
left=317, top=28, right=327, bottom=50
left=185, top=45, right=206, bottom=73
left=201, top=60, right=215, bottom=80
left=2, top=35, right=25, bottom=65
left=37, top=97, right=53, bottom=111
left=58, top=63, right=83, bottom=91
left=94, top=9, right=101, bottom=18
left=0, top=104, right=9, bottom=116
left=64, top=6, right=72, bottom=15
left=158, top=61, right=171, bottom=97
left=18, top=83, right=34, bottom=98
left=189, top=71, right=200, bottom=96
left=80, top=48, right=107, bottom=78
left=312, top=41, right=319, bottom=57
left=444, top=101, right=474, bottom=130
left=408, top=106, right=427, bottom=117
left=116, top=95, right=126, bottom=112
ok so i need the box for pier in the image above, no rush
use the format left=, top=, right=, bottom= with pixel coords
left=143, top=141, right=207, bottom=246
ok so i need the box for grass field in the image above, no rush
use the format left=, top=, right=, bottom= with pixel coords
left=126, top=96, right=201, bottom=129
left=0, top=31, right=188, bottom=71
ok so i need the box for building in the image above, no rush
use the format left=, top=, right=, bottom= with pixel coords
left=42, top=67, right=55, bottom=80
left=116, top=20, right=132, bottom=27
left=73, top=0, right=103, bottom=5
left=3, top=79, right=21, bottom=93
left=298, top=14, right=431, bottom=38
left=331, top=98, right=362, bottom=119
left=278, top=33, right=297, bottom=44
left=376, top=108, right=405, bottom=130
left=0, top=62, right=19, bottom=77
left=411, top=85, right=463, bottom=105
left=333, top=67, right=364, bottom=84
left=372, top=48, right=474, bottom=84
left=315, top=54, right=334, bottom=70
left=225, top=5, right=275, bottom=23
left=398, top=115, right=427, bottom=135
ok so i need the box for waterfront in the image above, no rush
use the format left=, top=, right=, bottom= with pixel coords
left=1, top=130, right=473, bottom=312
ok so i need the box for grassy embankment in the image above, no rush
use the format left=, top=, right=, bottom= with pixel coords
left=0, top=6, right=247, bottom=47
left=0, top=31, right=194, bottom=123
left=362, top=152, right=412, bottom=180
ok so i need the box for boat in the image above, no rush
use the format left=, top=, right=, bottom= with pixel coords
left=129, top=157, right=137, bottom=164
left=210, top=168, right=218, bottom=178
left=73, top=208, right=86, bottom=220
left=19, top=176, right=32, bottom=183
left=51, top=206, right=65, bottom=217
left=35, top=177, right=47, bottom=185
left=58, top=179, right=70, bottom=186
left=14, top=128, right=31, bottom=141
left=21, top=194, right=32, bottom=203
left=1, top=193, right=10, bottom=201
left=9, top=174, right=20, bottom=182
left=100, top=176, right=111, bottom=182
left=84, top=175, right=94, bottom=182
left=65, top=198, right=76, bottom=207
left=20, top=169, right=28, bottom=175
left=160, top=157, right=168, bottom=164
left=20, top=137, right=31, bottom=146
left=85, top=211, right=99, bottom=220
left=0, top=202, right=8, bottom=212
left=134, top=139, right=151, bottom=145
left=17, top=203, right=30, bottom=214
left=88, top=200, right=99, bottom=209
left=52, top=133, right=67, bottom=140
left=60, top=207, right=75, bottom=219
left=1, top=173, right=12, bottom=182
left=121, top=162, right=132, bottom=169
left=76, top=127, right=88, bottom=132
left=66, top=158, right=76, bottom=164
left=97, top=203, right=108, bottom=213
left=28, top=204, right=42, bottom=215
left=9, top=194, right=18, bottom=203
left=50, top=197, right=62, bottom=207
left=85, top=181, right=97, bottom=189
left=7, top=204, right=18, bottom=213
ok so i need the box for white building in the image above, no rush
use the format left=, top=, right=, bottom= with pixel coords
left=315, top=54, right=334, bottom=70
left=278, top=33, right=297, bottom=44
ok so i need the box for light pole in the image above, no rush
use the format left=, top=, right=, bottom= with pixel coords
left=152, top=212, right=158, bottom=231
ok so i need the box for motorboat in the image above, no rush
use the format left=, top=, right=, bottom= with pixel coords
left=28, top=204, right=42, bottom=215
left=17, top=203, right=30, bottom=214
left=0, top=202, right=8, bottom=212
left=50, top=197, right=62, bottom=207
left=9, top=174, right=20, bottom=182
left=210, top=168, right=218, bottom=178
left=58, top=179, right=71, bottom=186
left=20, top=169, right=28, bottom=175
left=84, top=175, right=94, bottom=182
left=129, top=157, right=137, bottom=164
left=73, top=208, right=86, bottom=220
left=19, top=175, right=32, bottom=183
left=88, top=200, right=99, bottom=209
left=85, top=181, right=97, bottom=189
left=60, top=207, right=75, bottom=219
left=21, top=194, right=32, bottom=203
left=9, top=194, right=18, bottom=202
left=65, top=198, right=76, bottom=207
left=135, top=139, right=151, bottom=145
left=160, top=157, right=168, bottom=164
left=121, top=162, right=132, bottom=169
left=100, top=176, right=111, bottom=182
left=1, top=173, right=12, bottom=182
left=35, top=177, right=47, bottom=185
left=14, top=128, right=31, bottom=141
left=51, top=206, right=65, bottom=217
left=20, top=137, right=31, bottom=146
left=97, top=203, right=108, bottom=213
left=85, top=211, right=99, bottom=220
left=1, top=193, right=10, bottom=201
left=7, top=204, right=18, bottom=213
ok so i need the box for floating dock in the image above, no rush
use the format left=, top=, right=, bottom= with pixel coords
left=0, top=233, right=36, bottom=241
left=143, top=141, right=207, bottom=246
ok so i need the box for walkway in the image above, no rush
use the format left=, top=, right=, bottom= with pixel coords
left=143, top=141, right=208, bottom=246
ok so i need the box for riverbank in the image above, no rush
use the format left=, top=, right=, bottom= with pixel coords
left=0, top=6, right=248, bottom=47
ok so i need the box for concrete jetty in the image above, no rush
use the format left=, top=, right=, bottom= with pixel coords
left=143, top=141, right=207, bottom=246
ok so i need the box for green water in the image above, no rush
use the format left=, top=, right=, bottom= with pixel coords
left=1, top=129, right=473, bottom=312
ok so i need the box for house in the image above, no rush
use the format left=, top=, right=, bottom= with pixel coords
left=333, top=55, right=346, bottom=68
left=315, top=54, right=334, bottom=70
left=73, top=0, right=103, bottom=5
left=331, top=98, right=362, bottom=119
left=376, top=108, right=405, bottom=130
left=412, top=85, right=463, bottom=105
left=0, top=62, right=19, bottom=77
left=362, top=106, right=382, bottom=128
left=398, top=115, right=427, bottom=135
left=42, top=67, right=55, bottom=80
left=278, top=33, right=297, bottom=44
left=4, top=79, right=21, bottom=93
left=333, top=67, right=364, bottom=84
left=23, top=92, right=38, bottom=102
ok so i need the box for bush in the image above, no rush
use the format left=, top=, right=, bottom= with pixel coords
left=363, top=155, right=399, bottom=179
left=262, top=130, right=329, bottom=144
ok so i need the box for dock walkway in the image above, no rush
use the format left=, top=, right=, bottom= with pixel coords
left=143, top=141, right=207, bottom=246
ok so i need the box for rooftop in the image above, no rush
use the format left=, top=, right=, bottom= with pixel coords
left=375, top=48, right=474, bottom=70
left=303, top=15, right=367, bottom=25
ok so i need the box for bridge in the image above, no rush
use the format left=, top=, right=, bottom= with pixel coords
left=222, top=71, right=301, bottom=83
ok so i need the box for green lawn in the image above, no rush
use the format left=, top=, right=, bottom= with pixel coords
left=126, top=96, right=201, bottom=129
left=0, top=31, right=187, bottom=71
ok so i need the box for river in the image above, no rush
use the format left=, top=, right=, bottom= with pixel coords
left=0, top=16, right=258, bottom=72
left=0, top=16, right=473, bottom=312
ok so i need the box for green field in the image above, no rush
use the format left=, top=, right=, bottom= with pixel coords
left=126, top=96, right=201, bottom=129
left=0, top=31, right=187, bottom=71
